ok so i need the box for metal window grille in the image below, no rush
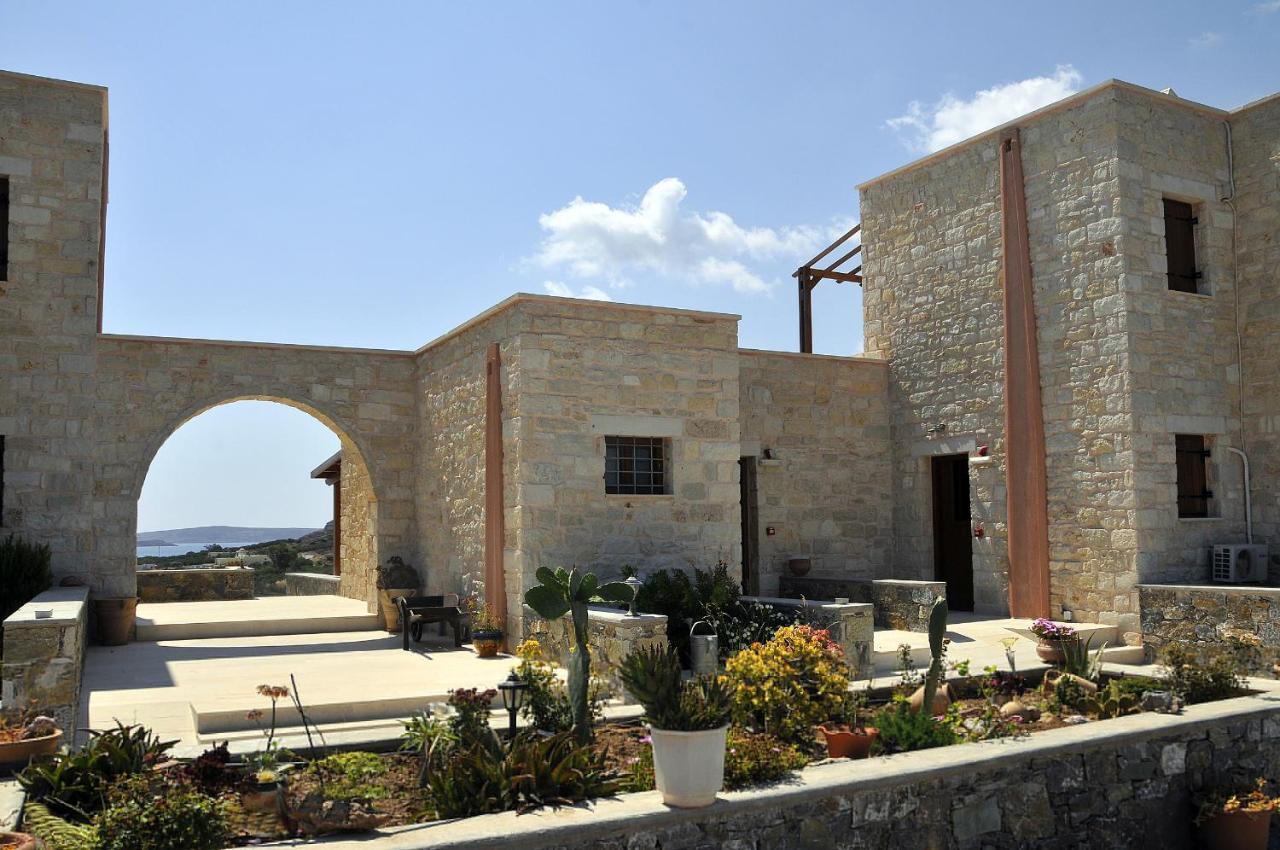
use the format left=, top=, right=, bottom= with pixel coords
left=605, top=436, right=668, bottom=495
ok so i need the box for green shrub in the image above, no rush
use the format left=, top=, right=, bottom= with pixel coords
left=446, top=688, right=498, bottom=749
left=1159, top=637, right=1255, bottom=704
left=92, top=778, right=229, bottom=850
left=308, top=751, right=390, bottom=801
left=633, top=563, right=739, bottom=664
left=723, top=730, right=808, bottom=790
left=0, top=534, right=52, bottom=651
left=512, top=637, right=606, bottom=734
left=425, top=731, right=620, bottom=818
left=722, top=625, right=849, bottom=745
left=19, top=723, right=177, bottom=822
left=873, top=699, right=959, bottom=754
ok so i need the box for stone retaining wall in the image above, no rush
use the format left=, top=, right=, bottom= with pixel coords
left=522, top=605, right=668, bottom=698
left=1139, top=583, right=1280, bottom=673
left=136, top=568, right=254, bottom=602
left=742, top=596, right=873, bottom=676
left=778, top=576, right=947, bottom=631
left=0, top=587, right=88, bottom=736
left=285, top=572, right=342, bottom=596
left=306, top=689, right=1280, bottom=850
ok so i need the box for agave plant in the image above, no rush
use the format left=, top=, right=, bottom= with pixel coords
left=523, top=567, right=633, bottom=743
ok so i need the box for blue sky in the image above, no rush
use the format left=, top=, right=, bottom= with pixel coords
left=5, top=1, right=1276, bottom=533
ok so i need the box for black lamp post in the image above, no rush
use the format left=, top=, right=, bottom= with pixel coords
left=497, top=672, right=528, bottom=739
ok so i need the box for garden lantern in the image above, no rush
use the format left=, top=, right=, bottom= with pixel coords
left=624, top=575, right=644, bottom=616
left=497, top=672, right=528, bottom=738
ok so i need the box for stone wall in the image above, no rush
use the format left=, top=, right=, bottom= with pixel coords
left=1138, top=583, right=1280, bottom=673
left=285, top=571, right=341, bottom=596
left=0, top=73, right=106, bottom=584
left=508, top=298, right=742, bottom=616
left=1236, top=95, right=1280, bottom=580
left=136, top=567, right=253, bottom=602
left=777, top=576, right=946, bottom=631
left=338, top=441, right=379, bottom=609
left=1, top=587, right=88, bottom=735
left=738, top=350, right=892, bottom=595
left=316, top=691, right=1280, bottom=850
left=741, top=596, right=873, bottom=675
left=522, top=605, right=668, bottom=698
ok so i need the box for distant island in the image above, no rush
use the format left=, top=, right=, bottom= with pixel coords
left=136, top=525, right=321, bottom=549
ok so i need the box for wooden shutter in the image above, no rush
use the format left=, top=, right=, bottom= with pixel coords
left=1164, top=198, right=1200, bottom=294
left=1175, top=434, right=1211, bottom=518
left=0, top=176, right=8, bottom=281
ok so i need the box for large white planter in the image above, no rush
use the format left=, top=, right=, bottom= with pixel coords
left=649, top=724, right=728, bottom=808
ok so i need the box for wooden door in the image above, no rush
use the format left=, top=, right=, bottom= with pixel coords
left=932, top=454, right=974, bottom=611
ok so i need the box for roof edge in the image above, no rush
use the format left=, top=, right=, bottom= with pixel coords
left=0, top=69, right=108, bottom=94
left=97, top=332, right=414, bottom=357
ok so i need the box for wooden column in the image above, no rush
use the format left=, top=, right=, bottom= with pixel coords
left=999, top=127, right=1051, bottom=618
left=484, top=343, right=508, bottom=630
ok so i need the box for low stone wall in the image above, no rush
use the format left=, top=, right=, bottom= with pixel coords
left=1, top=587, right=88, bottom=736
left=522, top=606, right=668, bottom=698
left=1139, top=583, right=1280, bottom=673
left=285, top=572, right=342, bottom=596
left=136, top=567, right=254, bottom=602
left=743, top=596, right=873, bottom=676
left=778, top=576, right=947, bottom=631
left=305, top=688, right=1280, bottom=850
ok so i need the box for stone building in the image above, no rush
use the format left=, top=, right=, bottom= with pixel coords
left=1, top=69, right=1277, bottom=645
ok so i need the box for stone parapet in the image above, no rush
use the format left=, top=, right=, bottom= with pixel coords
left=136, top=567, right=255, bottom=602
left=522, top=605, right=668, bottom=699
left=777, top=576, right=946, bottom=632
left=1138, top=583, right=1280, bottom=673
left=285, top=572, right=342, bottom=596
left=742, top=595, right=873, bottom=676
left=1, top=586, right=89, bottom=735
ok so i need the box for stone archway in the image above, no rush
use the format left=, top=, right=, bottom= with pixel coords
left=131, top=395, right=382, bottom=607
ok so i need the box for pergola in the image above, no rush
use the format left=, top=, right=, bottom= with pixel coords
left=793, top=223, right=862, bottom=353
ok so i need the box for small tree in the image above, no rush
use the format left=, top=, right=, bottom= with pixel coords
left=524, top=567, right=633, bottom=743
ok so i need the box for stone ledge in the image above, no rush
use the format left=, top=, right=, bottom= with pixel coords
left=1139, top=582, right=1280, bottom=599
left=2, top=586, right=89, bottom=629
left=279, top=687, right=1280, bottom=850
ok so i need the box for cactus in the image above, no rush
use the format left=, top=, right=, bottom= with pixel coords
left=1080, top=680, right=1140, bottom=719
left=524, top=567, right=634, bottom=743
left=918, top=596, right=949, bottom=718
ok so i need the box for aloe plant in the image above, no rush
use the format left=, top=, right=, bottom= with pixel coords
left=523, top=567, right=633, bottom=743
left=918, top=596, right=948, bottom=718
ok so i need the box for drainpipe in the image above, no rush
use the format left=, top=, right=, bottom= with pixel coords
left=1224, top=446, right=1252, bottom=544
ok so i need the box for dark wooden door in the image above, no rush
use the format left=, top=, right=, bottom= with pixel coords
left=932, top=454, right=974, bottom=611
left=739, top=457, right=760, bottom=596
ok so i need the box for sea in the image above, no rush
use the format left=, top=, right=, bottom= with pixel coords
left=136, top=541, right=258, bottom=559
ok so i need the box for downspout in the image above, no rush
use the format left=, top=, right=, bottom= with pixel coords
left=1221, top=121, right=1251, bottom=545
left=1225, top=447, right=1252, bottom=544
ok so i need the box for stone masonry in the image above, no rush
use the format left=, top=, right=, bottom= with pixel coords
left=135, top=567, right=253, bottom=603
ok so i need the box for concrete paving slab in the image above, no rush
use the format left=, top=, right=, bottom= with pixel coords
left=135, top=595, right=380, bottom=640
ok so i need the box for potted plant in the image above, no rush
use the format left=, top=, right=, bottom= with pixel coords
left=1196, top=778, right=1280, bottom=850
left=1029, top=617, right=1078, bottom=664
left=818, top=688, right=878, bottom=759
left=376, top=556, right=420, bottom=632
left=242, top=685, right=293, bottom=817
left=0, top=832, right=43, bottom=850
left=468, top=600, right=504, bottom=658
left=620, top=645, right=732, bottom=808
left=0, top=713, right=62, bottom=771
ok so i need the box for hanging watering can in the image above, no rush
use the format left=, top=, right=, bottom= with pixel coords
left=690, top=620, right=719, bottom=676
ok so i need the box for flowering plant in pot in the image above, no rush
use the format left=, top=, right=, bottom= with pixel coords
left=620, top=645, right=732, bottom=808
left=1195, top=778, right=1280, bottom=850
left=0, top=711, right=62, bottom=772
left=376, top=556, right=420, bottom=632
left=1029, top=617, right=1078, bottom=664
left=467, top=600, right=505, bottom=658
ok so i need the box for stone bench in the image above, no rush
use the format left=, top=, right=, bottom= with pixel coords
left=1, top=586, right=89, bottom=736
left=742, top=595, right=873, bottom=677
left=778, top=576, right=947, bottom=632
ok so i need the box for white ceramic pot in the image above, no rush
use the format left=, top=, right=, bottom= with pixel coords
left=649, top=724, right=728, bottom=808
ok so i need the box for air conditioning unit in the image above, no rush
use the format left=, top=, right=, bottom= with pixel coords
left=1211, top=544, right=1269, bottom=583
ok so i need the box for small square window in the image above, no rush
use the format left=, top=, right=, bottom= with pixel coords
left=604, top=436, right=669, bottom=495
left=1175, top=434, right=1213, bottom=518
left=1163, top=197, right=1201, bottom=294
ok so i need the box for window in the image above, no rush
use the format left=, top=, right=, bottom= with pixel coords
left=1163, top=197, right=1201, bottom=294
left=0, top=176, right=8, bottom=281
left=1175, top=434, right=1213, bottom=518
left=605, top=436, right=669, bottom=495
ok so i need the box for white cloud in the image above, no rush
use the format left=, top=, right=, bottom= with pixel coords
left=1189, top=31, right=1223, bottom=49
left=887, top=66, right=1084, bottom=153
left=1255, top=1, right=1280, bottom=12
left=533, top=177, right=828, bottom=296
left=542, top=281, right=613, bottom=301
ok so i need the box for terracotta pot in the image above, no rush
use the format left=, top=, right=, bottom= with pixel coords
left=92, top=597, right=137, bottom=646
left=818, top=724, right=878, bottom=759
left=472, top=630, right=503, bottom=658
left=787, top=558, right=812, bottom=577
left=0, top=729, right=63, bottom=770
left=908, top=682, right=954, bottom=715
left=1042, top=669, right=1098, bottom=696
left=378, top=588, right=418, bottom=632
left=0, top=832, right=45, bottom=850
left=1199, top=810, right=1272, bottom=850
left=1035, top=638, right=1074, bottom=664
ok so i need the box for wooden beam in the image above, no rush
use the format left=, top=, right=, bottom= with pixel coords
left=999, top=127, right=1052, bottom=619
left=332, top=477, right=342, bottom=576
left=484, top=342, right=508, bottom=635
left=798, top=274, right=814, bottom=353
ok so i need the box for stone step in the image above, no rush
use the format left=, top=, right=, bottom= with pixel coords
left=134, top=596, right=381, bottom=641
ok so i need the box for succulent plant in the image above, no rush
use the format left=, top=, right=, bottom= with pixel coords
left=619, top=645, right=731, bottom=732
left=918, top=596, right=948, bottom=718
